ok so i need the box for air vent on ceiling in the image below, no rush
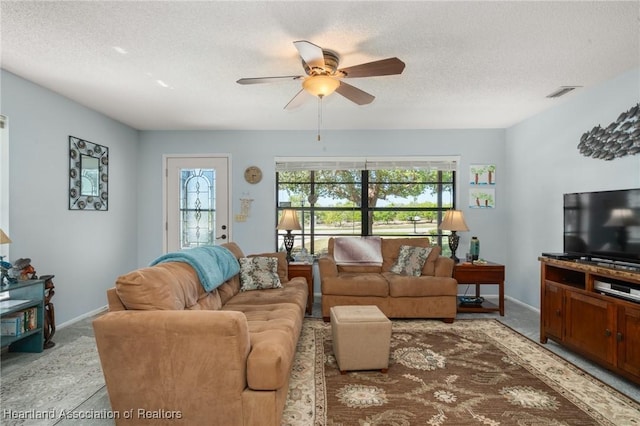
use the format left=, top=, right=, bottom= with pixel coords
left=546, top=86, right=581, bottom=98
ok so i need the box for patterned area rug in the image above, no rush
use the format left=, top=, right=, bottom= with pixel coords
left=1, top=336, right=105, bottom=426
left=283, top=319, right=640, bottom=426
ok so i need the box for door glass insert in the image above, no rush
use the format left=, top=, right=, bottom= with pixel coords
left=180, top=168, right=215, bottom=248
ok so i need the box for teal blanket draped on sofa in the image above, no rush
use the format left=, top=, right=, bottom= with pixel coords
left=150, top=245, right=240, bottom=291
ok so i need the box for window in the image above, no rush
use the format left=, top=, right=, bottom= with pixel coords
left=275, top=157, right=458, bottom=258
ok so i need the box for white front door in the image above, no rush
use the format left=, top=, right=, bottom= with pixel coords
left=164, top=155, right=230, bottom=253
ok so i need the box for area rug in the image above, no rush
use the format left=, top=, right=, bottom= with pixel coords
left=283, top=319, right=640, bottom=426
left=0, top=336, right=105, bottom=426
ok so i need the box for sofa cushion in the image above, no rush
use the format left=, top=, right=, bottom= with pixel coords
left=115, top=262, right=222, bottom=311
left=223, top=302, right=302, bottom=390
left=389, top=245, right=432, bottom=276
left=321, top=273, right=389, bottom=297
left=383, top=272, right=458, bottom=297
left=248, top=251, right=288, bottom=282
left=240, top=257, right=282, bottom=291
left=380, top=238, right=442, bottom=276
left=225, top=279, right=308, bottom=311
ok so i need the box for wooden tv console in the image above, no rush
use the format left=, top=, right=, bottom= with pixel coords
left=539, top=257, right=640, bottom=384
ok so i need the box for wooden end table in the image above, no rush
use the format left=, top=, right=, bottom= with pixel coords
left=453, top=261, right=505, bottom=316
left=288, top=262, right=313, bottom=315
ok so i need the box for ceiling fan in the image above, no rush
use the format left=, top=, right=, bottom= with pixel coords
left=237, top=40, right=406, bottom=109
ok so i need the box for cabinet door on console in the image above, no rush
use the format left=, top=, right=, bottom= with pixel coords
left=617, top=305, right=640, bottom=377
left=565, top=291, right=616, bottom=366
left=542, top=282, right=564, bottom=341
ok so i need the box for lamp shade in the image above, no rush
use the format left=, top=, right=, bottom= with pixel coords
left=439, top=210, right=469, bottom=232
left=0, top=229, right=11, bottom=244
left=302, top=75, right=340, bottom=97
left=277, top=209, right=302, bottom=231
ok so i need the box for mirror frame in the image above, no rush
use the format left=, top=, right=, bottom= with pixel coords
left=69, top=135, right=108, bottom=210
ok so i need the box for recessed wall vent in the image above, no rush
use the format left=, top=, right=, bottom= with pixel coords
left=546, top=86, right=581, bottom=98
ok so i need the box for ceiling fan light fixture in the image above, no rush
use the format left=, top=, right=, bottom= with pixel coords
left=303, top=75, right=340, bottom=97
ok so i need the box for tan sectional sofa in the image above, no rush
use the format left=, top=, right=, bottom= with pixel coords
left=92, top=242, right=307, bottom=426
left=319, top=237, right=457, bottom=322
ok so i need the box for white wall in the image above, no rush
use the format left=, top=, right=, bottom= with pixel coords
left=1, top=70, right=139, bottom=325
left=505, top=68, right=640, bottom=308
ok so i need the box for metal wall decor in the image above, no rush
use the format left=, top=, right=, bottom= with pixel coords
left=577, top=103, right=640, bottom=160
left=69, top=136, right=108, bottom=210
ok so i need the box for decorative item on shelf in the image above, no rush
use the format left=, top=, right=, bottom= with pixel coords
left=439, top=209, right=469, bottom=263
left=459, top=296, right=485, bottom=305
left=40, top=274, right=56, bottom=349
left=12, top=258, right=37, bottom=280
left=277, top=209, right=302, bottom=263
left=0, top=229, right=13, bottom=286
left=470, top=236, right=480, bottom=261
left=577, top=103, right=640, bottom=160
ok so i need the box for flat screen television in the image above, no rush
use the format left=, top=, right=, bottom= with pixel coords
left=564, top=188, right=640, bottom=266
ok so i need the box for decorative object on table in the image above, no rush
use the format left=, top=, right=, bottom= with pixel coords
left=439, top=209, right=469, bottom=263
left=12, top=258, right=37, bottom=280
left=577, top=102, right=640, bottom=160
left=277, top=209, right=302, bottom=262
left=40, top=274, right=56, bottom=349
left=470, top=236, right=480, bottom=261
left=0, top=229, right=13, bottom=286
left=69, top=135, right=109, bottom=210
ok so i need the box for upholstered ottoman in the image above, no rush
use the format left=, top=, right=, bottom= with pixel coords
left=330, top=305, right=392, bottom=374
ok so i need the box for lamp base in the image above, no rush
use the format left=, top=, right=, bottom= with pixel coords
left=283, top=231, right=295, bottom=263
left=448, top=231, right=461, bottom=263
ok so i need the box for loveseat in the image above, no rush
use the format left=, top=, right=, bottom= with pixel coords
left=319, top=237, right=457, bottom=322
left=92, top=242, right=307, bottom=426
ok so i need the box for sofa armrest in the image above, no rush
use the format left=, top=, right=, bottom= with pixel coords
left=433, top=256, right=455, bottom=277
left=318, top=255, right=338, bottom=279
left=93, top=310, right=251, bottom=424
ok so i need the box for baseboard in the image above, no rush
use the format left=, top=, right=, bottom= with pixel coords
left=56, top=305, right=108, bottom=330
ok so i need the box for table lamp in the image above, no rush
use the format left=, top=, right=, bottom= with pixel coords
left=277, top=209, right=302, bottom=262
left=439, top=210, right=469, bottom=263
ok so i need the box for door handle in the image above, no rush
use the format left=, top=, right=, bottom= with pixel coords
left=216, top=225, right=227, bottom=240
left=604, top=329, right=612, bottom=337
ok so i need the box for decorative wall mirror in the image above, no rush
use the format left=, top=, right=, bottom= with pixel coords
left=69, top=136, right=108, bottom=210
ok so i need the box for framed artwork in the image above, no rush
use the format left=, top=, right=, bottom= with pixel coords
left=469, top=188, right=495, bottom=209
left=469, top=164, right=496, bottom=185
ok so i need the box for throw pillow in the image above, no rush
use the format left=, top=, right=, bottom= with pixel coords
left=239, top=256, right=282, bottom=291
left=389, top=245, right=433, bottom=276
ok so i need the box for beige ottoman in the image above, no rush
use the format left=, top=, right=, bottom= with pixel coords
left=330, top=305, right=392, bottom=374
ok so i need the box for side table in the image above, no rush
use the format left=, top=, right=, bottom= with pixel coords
left=288, top=262, right=313, bottom=315
left=453, top=261, right=505, bottom=316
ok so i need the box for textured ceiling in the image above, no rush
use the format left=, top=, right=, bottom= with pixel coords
left=1, top=1, right=639, bottom=131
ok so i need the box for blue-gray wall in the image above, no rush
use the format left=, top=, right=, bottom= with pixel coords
left=1, top=70, right=139, bottom=325
left=2, top=67, right=638, bottom=325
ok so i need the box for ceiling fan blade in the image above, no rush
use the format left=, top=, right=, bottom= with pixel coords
left=293, top=40, right=325, bottom=71
left=284, top=89, right=313, bottom=110
left=237, top=76, right=302, bottom=85
left=339, top=57, right=405, bottom=78
left=335, top=81, right=375, bottom=105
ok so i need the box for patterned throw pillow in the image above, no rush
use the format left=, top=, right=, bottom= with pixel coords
left=389, top=245, right=433, bottom=276
left=239, top=256, right=282, bottom=291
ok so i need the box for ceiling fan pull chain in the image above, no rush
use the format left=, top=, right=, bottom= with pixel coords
left=317, top=95, right=323, bottom=141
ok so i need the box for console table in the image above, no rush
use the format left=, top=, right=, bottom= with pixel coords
left=453, top=261, right=505, bottom=316
left=288, top=262, right=314, bottom=315
left=0, top=279, right=45, bottom=353
left=540, top=257, right=640, bottom=384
